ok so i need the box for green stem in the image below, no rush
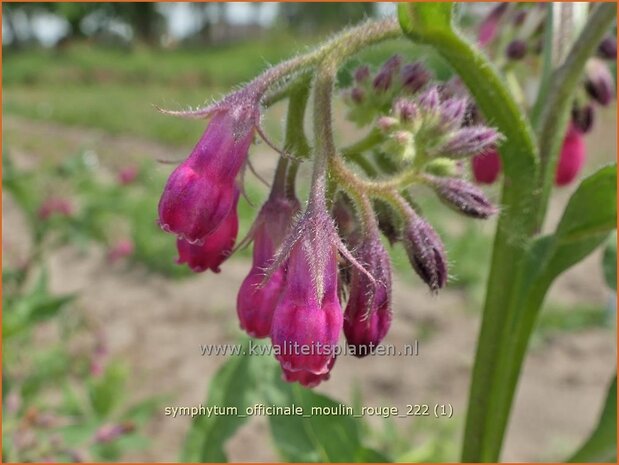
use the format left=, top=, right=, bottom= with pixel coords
left=282, top=77, right=311, bottom=198
left=533, top=2, right=616, bottom=229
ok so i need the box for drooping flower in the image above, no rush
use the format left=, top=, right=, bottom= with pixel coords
left=158, top=105, right=257, bottom=244
left=237, top=195, right=300, bottom=338
left=270, top=212, right=343, bottom=375
left=343, top=233, right=392, bottom=356
left=282, top=357, right=336, bottom=388
left=555, top=124, right=586, bottom=186
left=176, top=190, right=239, bottom=273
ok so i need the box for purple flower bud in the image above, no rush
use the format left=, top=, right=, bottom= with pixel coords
left=401, top=62, right=431, bottom=94
left=38, top=197, right=73, bottom=220
left=393, top=99, right=417, bottom=122
left=436, top=126, right=501, bottom=158
left=176, top=191, right=239, bottom=272
left=282, top=357, right=336, bottom=388
left=237, top=196, right=300, bottom=338
left=478, top=3, right=509, bottom=46
left=417, top=86, right=441, bottom=113
left=350, top=87, right=365, bottom=104
left=585, top=60, right=615, bottom=106
left=598, top=36, right=617, bottom=60
left=373, top=55, right=403, bottom=92
left=271, top=215, right=343, bottom=375
left=571, top=104, right=595, bottom=134
left=440, top=98, right=468, bottom=129
left=158, top=108, right=256, bottom=243
left=506, top=39, right=527, bottom=60
left=344, top=235, right=392, bottom=356
left=428, top=176, right=498, bottom=219
left=354, top=65, right=371, bottom=83
left=377, top=116, right=399, bottom=132
left=403, top=214, right=447, bottom=292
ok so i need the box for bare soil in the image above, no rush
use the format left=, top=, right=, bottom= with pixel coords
left=3, top=115, right=616, bottom=462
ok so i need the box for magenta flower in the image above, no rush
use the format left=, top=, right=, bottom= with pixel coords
left=270, top=214, right=343, bottom=375
left=158, top=108, right=257, bottom=244
left=237, top=195, right=300, bottom=338
left=343, top=235, right=392, bottom=356
left=38, top=197, right=73, bottom=220
left=176, top=190, right=239, bottom=273
left=282, top=357, right=336, bottom=388
left=555, top=124, right=586, bottom=186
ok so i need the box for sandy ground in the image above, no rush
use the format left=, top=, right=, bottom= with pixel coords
left=3, top=115, right=616, bottom=462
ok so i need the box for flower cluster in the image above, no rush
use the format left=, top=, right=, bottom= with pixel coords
left=343, top=55, right=432, bottom=126
left=157, top=51, right=499, bottom=387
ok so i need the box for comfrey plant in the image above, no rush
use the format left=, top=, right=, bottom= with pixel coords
left=158, top=18, right=500, bottom=386
left=160, top=4, right=616, bottom=463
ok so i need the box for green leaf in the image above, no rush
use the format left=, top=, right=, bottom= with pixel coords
left=181, top=339, right=268, bottom=462
left=555, top=165, right=617, bottom=243
left=398, top=3, right=454, bottom=43
left=602, top=233, right=617, bottom=290
left=568, top=374, right=617, bottom=462
left=264, top=365, right=363, bottom=462
left=88, top=362, right=127, bottom=418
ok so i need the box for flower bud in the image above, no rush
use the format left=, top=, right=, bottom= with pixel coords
left=571, top=104, right=595, bottom=134
left=377, top=116, right=400, bottom=132
left=282, top=357, right=336, bottom=388
left=436, top=126, right=500, bottom=158
left=176, top=191, right=239, bottom=272
left=555, top=124, right=585, bottom=186
left=403, top=214, right=447, bottom=292
left=598, top=36, right=617, bottom=60
left=472, top=149, right=502, bottom=184
left=117, top=166, right=138, bottom=185
left=506, top=39, right=527, bottom=60
left=585, top=59, right=615, bottom=106
left=428, top=176, right=497, bottom=219
left=344, top=235, right=392, bottom=356
left=425, top=158, right=459, bottom=177
left=158, top=108, right=256, bottom=244
left=354, top=65, right=371, bottom=83
left=393, top=99, right=418, bottom=122
left=237, top=196, right=300, bottom=338
left=478, top=3, right=509, bottom=46
left=271, top=214, right=343, bottom=375
left=374, top=200, right=401, bottom=245
left=401, top=62, right=431, bottom=94
left=373, top=55, right=403, bottom=92
left=350, top=87, right=365, bottom=104
left=417, top=86, right=441, bottom=113
left=439, top=98, right=467, bottom=130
